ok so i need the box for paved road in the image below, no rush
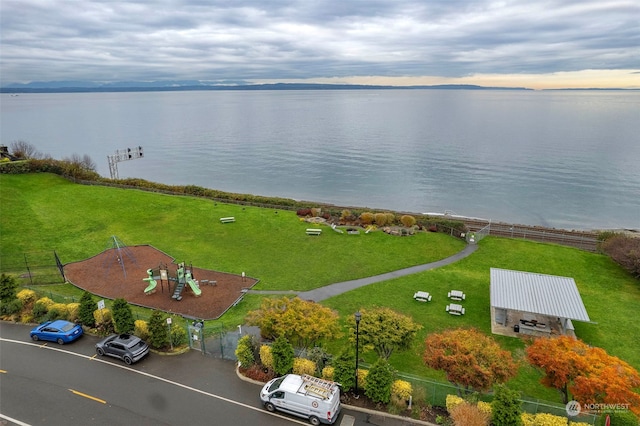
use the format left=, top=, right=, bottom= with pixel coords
left=249, top=243, right=478, bottom=302
left=0, top=322, right=433, bottom=426
left=0, top=324, right=289, bottom=426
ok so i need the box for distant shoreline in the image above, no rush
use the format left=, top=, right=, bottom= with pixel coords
left=1, top=82, right=535, bottom=93
left=4, top=81, right=639, bottom=94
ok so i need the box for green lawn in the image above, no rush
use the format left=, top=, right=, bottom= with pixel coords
left=0, top=173, right=464, bottom=291
left=2, top=173, right=639, bottom=405
left=323, top=237, right=640, bottom=401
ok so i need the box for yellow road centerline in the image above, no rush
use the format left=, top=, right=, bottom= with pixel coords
left=69, top=389, right=107, bottom=404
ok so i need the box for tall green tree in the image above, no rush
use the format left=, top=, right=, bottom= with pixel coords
left=364, top=358, right=396, bottom=404
left=148, top=310, right=169, bottom=350
left=111, top=298, right=135, bottom=334
left=78, top=291, right=96, bottom=327
left=354, top=307, right=422, bottom=359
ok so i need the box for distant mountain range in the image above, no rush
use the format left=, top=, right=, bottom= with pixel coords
left=1, top=80, right=635, bottom=93
left=1, top=80, right=534, bottom=93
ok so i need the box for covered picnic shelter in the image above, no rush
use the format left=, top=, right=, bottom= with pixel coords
left=489, top=268, right=591, bottom=338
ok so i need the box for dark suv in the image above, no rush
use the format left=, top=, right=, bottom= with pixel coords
left=95, top=334, right=150, bottom=365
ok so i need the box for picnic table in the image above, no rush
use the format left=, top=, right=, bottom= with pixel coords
left=517, top=320, right=551, bottom=335
left=520, top=319, right=547, bottom=329
left=446, top=303, right=465, bottom=315
left=413, top=291, right=432, bottom=302
left=448, top=290, right=465, bottom=301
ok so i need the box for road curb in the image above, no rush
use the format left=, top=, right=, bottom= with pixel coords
left=341, top=403, right=437, bottom=426
left=236, top=365, right=437, bottom=425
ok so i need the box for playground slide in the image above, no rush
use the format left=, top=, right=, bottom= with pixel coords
left=186, top=277, right=202, bottom=296
left=143, top=268, right=157, bottom=295
left=143, top=278, right=157, bottom=294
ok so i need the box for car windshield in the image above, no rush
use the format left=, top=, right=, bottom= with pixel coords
left=60, top=323, right=75, bottom=332
left=268, top=376, right=285, bottom=392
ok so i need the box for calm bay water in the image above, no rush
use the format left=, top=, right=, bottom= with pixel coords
left=1, top=89, right=639, bottom=230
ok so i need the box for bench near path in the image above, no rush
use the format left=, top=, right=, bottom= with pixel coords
left=248, top=243, right=478, bottom=302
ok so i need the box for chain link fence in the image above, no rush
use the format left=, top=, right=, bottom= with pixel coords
left=395, top=371, right=598, bottom=425
left=186, top=320, right=260, bottom=362
left=0, top=251, right=65, bottom=285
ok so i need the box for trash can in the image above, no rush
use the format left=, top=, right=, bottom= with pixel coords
left=514, top=324, right=520, bottom=333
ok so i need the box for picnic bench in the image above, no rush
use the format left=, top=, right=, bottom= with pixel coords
left=448, top=290, right=466, bottom=301
left=306, top=228, right=322, bottom=236
left=520, top=318, right=546, bottom=328
left=517, top=322, right=551, bottom=335
left=446, top=303, right=465, bottom=315
left=413, top=291, right=432, bottom=302
left=220, top=217, right=235, bottom=223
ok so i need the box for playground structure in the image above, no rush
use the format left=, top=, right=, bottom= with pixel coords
left=142, top=262, right=202, bottom=300
left=103, top=235, right=138, bottom=279
left=64, top=245, right=258, bottom=320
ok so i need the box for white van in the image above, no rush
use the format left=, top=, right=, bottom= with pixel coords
left=260, top=374, right=341, bottom=425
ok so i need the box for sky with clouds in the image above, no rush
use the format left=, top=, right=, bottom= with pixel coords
left=1, top=0, right=638, bottom=89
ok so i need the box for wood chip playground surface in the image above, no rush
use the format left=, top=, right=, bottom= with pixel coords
left=63, top=245, right=257, bottom=320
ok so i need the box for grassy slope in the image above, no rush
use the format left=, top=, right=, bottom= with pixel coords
left=0, top=173, right=464, bottom=292
left=2, top=173, right=639, bottom=402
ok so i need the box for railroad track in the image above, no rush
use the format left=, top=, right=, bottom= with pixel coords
left=460, top=218, right=599, bottom=252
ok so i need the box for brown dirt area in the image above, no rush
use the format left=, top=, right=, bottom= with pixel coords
left=63, top=245, right=257, bottom=320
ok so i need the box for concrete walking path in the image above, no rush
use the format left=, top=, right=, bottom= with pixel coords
left=249, top=243, right=478, bottom=302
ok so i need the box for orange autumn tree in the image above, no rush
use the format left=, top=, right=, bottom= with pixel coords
left=423, top=328, right=518, bottom=394
left=525, top=335, right=590, bottom=404
left=526, top=336, right=640, bottom=415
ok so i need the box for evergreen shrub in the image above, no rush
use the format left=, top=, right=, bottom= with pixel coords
left=170, top=325, right=187, bottom=347
left=235, top=335, right=256, bottom=368
left=134, top=320, right=149, bottom=340
left=260, top=345, right=274, bottom=370
left=321, top=366, right=334, bottom=381
left=293, top=358, right=316, bottom=376
left=271, top=336, right=294, bottom=376
left=364, top=358, right=396, bottom=403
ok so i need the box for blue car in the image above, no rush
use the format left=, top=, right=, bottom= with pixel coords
left=30, top=320, right=83, bottom=344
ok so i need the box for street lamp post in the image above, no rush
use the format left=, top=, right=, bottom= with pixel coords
left=354, top=311, right=361, bottom=395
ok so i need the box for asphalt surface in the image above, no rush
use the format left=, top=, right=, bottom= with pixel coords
left=297, top=243, right=478, bottom=301
left=1, top=322, right=434, bottom=426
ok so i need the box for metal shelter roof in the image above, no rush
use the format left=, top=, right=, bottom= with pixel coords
left=490, top=268, right=591, bottom=322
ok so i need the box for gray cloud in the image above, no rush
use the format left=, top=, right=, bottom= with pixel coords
left=1, top=0, right=638, bottom=85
